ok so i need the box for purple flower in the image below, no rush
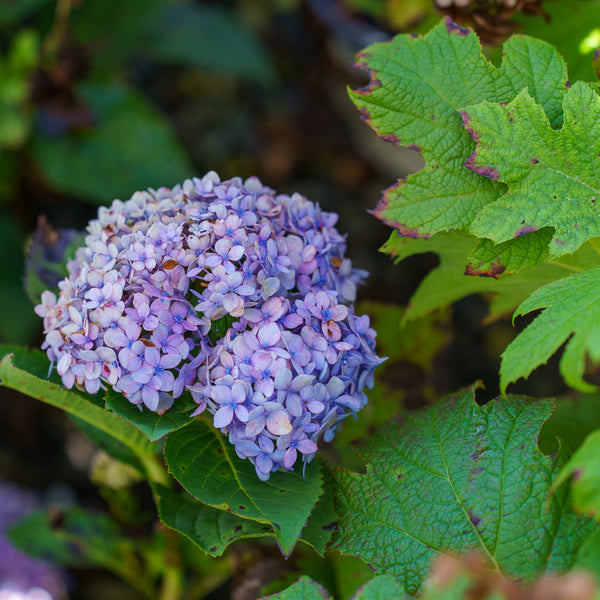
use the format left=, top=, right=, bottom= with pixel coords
left=278, top=429, right=318, bottom=469
left=158, top=301, right=202, bottom=335
left=35, top=171, right=383, bottom=480
left=127, top=241, right=156, bottom=271
left=234, top=436, right=286, bottom=481
left=211, top=381, right=249, bottom=428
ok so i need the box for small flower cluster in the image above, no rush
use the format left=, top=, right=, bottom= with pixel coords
left=0, top=478, right=66, bottom=599
left=36, top=172, right=383, bottom=479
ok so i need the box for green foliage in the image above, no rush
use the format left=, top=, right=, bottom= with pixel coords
left=105, top=388, right=195, bottom=442
left=6, top=6, right=600, bottom=598
left=539, top=393, right=600, bottom=455
left=575, top=528, right=600, bottom=581
left=164, top=419, right=325, bottom=556
left=382, top=231, right=593, bottom=321
left=143, top=3, right=276, bottom=85
left=0, top=29, right=38, bottom=149
left=515, top=0, right=600, bottom=83
left=555, top=428, right=600, bottom=518
left=0, top=0, right=51, bottom=28
left=258, top=574, right=406, bottom=600
left=353, top=18, right=567, bottom=239
left=501, top=265, right=600, bottom=392
left=31, top=84, right=194, bottom=203
left=154, top=484, right=271, bottom=557
left=9, top=505, right=157, bottom=598
left=355, top=16, right=600, bottom=392
left=465, top=83, right=600, bottom=257
left=0, top=215, right=40, bottom=344
left=259, top=576, right=332, bottom=600
left=350, top=576, right=405, bottom=600
left=333, top=386, right=593, bottom=595
left=0, top=347, right=165, bottom=482
left=70, top=0, right=164, bottom=69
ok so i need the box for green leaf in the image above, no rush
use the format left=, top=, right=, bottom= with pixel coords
left=31, top=84, right=194, bottom=203
left=554, top=428, right=600, bottom=518
left=0, top=212, right=39, bottom=344
left=515, top=0, right=600, bottom=83
left=154, top=484, right=272, bottom=557
left=351, top=576, right=405, bottom=600
left=0, top=347, right=167, bottom=482
left=575, top=527, right=600, bottom=581
left=333, top=302, right=450, bottom=472
left=333, top=386, right=593, bottom=595
left=105, top=387, right=195, bottom=442
left=466, top=83, right=600, bottom=257
left=329, top=554, right=374, bottom=600
left=0, top=0, right=51, bottom=27
left=9, top=506, right=155, bottom=597
left=297, top=465, right=337, bottom=556
left=466, top=229, right=554, bottom=277
left=352, top=18, right=567, bottom=239
left=382, top=231, right=592, bottom=322
left=144, top=3, right=276, bottom=85
left=164, top=419, right=324, bottom=557
left=501, top=265, right=600, bottom=393
left=259, top=576, right=332, bottom=600
left=70, top=414, right=144, bottom=472
left=71, top=0, right=164, bottom=70
left=539, top=393, right=600, bottom=455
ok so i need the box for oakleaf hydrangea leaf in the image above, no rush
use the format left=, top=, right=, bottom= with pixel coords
left=554, top=428, right=600, bottom=519
left=466, top=83, right=600, bottom=257
left=164, top=419, right=324, bottom=556
left=539, top=393, right=600, bottom=456
left=258, top=576, right=331, bottom=600
left=153, top=484, right=271, bottom=557
left=575, top=528, right=600, bottom=580
left=351, top=18, right=567, bottom=239
left=514, top=0, right=600, bottom=83
left=466, top=229, right=554, bottom=277
left=501, top=265, right=600, bottom=393
left=351, top=576, right=405, bottom=600
left=333, top=386, right=593, bottom=595
left=382, top=231, right=585, bottom=321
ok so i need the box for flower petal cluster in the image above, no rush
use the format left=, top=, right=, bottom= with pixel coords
left=36, top=172, right=383, bottom=479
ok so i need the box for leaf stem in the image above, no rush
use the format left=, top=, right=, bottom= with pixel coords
left=158, top=529, right=184, bottom=600
left=138, top=452, right=171, bottom=487
left=546, top=260, right=584, bottom=272
left=43, top=0, right=73, bottom=58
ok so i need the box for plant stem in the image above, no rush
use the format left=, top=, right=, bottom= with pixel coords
left=43, top=0, right=73, bottom=58
left=138, top=452, right=172, bottom=487
left=159, top=529, right=184, bottom=600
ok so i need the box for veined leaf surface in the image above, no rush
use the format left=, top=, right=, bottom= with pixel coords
left=333, top=386, right=592, bottom=595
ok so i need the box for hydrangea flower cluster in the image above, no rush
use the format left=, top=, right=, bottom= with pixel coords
left=36, top=172, right=383, bottom=480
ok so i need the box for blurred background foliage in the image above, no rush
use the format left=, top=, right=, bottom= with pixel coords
left=2, top=0, right=600, bottom=598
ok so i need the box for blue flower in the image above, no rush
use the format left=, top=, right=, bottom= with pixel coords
left=36, top=171, right=383, bottom=478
